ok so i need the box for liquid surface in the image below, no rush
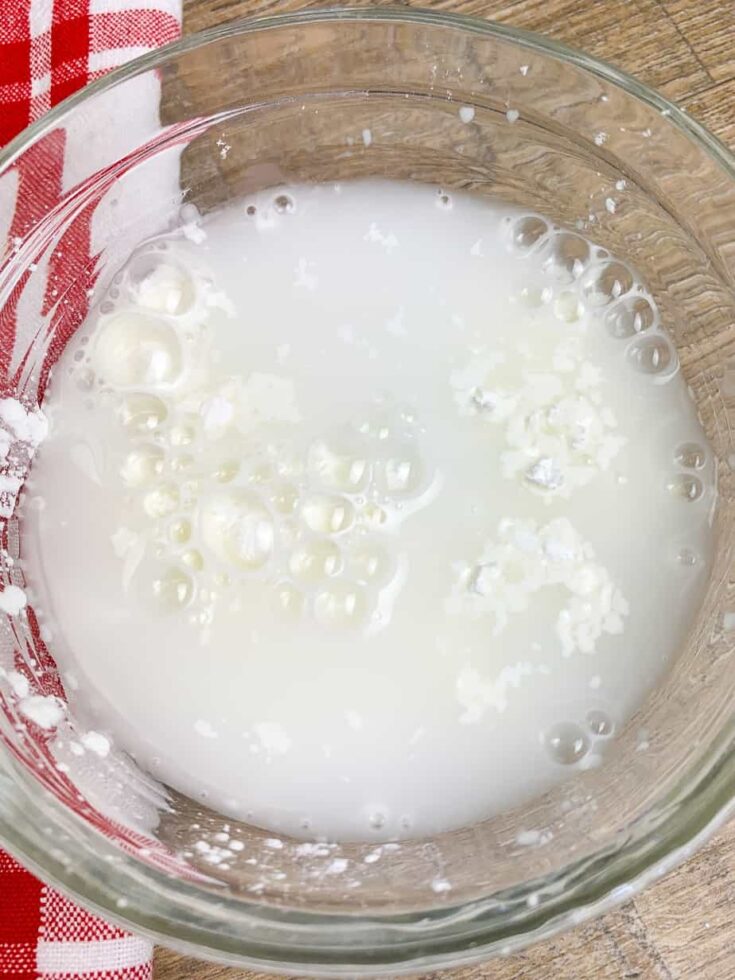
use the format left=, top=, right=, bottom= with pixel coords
left=24, top=180, right=715, bottom=841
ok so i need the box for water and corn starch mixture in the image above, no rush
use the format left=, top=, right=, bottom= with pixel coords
left=23, top=180, right=715, bottom=841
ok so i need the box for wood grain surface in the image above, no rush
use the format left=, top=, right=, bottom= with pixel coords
left=158, top=2, right=735, bottom=977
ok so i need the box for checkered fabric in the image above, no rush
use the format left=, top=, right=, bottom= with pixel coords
left=0, top=852, right=153, bottom=979
left=0, top=2, right=180, bottom=976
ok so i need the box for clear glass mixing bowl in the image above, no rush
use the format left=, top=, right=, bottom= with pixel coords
left=1, top=8, right=735, bottom=975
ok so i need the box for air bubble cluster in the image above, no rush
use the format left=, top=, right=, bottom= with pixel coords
left=65, top=238, right=432, bottom=634
left=544, top=708, right=615, bottom=766
left=506, top=212, right=677, bottom=378
left=667, top=440, right=707, bottom=511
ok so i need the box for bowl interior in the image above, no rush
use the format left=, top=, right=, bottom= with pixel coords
left=1, top=9, right=735, bottom=970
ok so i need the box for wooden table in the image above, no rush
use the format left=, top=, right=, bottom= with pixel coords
left=158, top=2, right=735, bottom=977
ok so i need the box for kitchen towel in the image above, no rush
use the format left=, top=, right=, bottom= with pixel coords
left=0, top=2, right=181, bottom=977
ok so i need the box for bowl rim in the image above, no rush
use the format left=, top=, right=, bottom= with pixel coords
left=1, top=6, right=735, bottom=974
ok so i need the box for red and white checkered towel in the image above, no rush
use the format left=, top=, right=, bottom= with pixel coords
left=0, top=3, right=181, bottom=977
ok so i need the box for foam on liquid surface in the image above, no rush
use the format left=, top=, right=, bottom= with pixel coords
left=24, top=180, right=715, bottom=841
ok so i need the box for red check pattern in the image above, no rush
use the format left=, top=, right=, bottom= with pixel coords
left=0, top=2, right=181, bottom=976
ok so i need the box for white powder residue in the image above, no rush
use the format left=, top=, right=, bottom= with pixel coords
left=447, top=517, right=628, bottom=657
left=19, top=694, right=65, bottom=729
left=451, top=340, right=625, bottom=499
left=254, top=721, right=291, bottom=755
left=0, top=584, right=26, bottom=615
left=385, top=308, right=407, bottom=337
left=7, top=670, right=30, bottom=698
left=205, top=289, right=237, bottom=317
left=133, top=263, right=191, bottom=315
left=506, top=109, right=519, bottom=124
left=0, top=399, right=48, bottom=516
left=0, top=398, right=48, bottom=446
left=361, top=128, right=372, bottom=147
left=80, top=730, right=111, bottom=757
left=431, top=877, right=452, bottom=894
left=364, top=223, right=399, bottom=254
left=194, top=719, right=218, bottom=739
left=459, top=105, right=475, bottom=123
left=516, top=829, right=541, bottom=846
left=201, top=395, right=235, bottom=435
left=456, top=662, right=550, bottom=723
left=295, top=842, right=334, bottom=858
left=293, top=257, right=318, bottom=291
left=344, top=710, right=363, bottom=731
left=182, top=221, right=207, bottom=244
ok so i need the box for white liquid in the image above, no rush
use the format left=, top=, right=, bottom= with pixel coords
left=24, top=180, right=715, bottom=842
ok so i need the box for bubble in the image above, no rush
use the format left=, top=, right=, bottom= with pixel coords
left=270, top=483, right=299, bottom=515
left=120, top=445, right=164, bottom=487
left=289, top=539, right=342, bottom=583
left=581, top=261, right=634, bottom=307
left=362, top=502, right=388, bottom=528
left=301, top=494, right=354, bottom=535
left=182, top=548, right=204, bottom=571
left=143, top=482, right=180, bottom=518
left=273, top=583, right=305, bottom=623
left=586, top=710, right=614, bottom=737
left=119, top=393, right=167, bottom=433
left=313, top=582, right=366, bottom=629
left=510, top=215, right=548, bottom=252
left=169, top=423, right=196, bottom=447
left=674, top=442, right=706, bottom=470
left=248, top=462, right=273, bottom=486
left=376, top=451, right=423, bottom=497
left=307, top=439, right=371, bottom=493
left=627, top=335, right=675, bottom=376
left=76, top=367, right=96, bottom=391
left=93, top=312, right=182, bottom=388
left=368, top=811, right=387, bottom=830
left=127, top=253, right=195, bottom=316
left=667, top=473, right=704, bottom=502
left=169, top=518, right=192, bottom=544
left=200, top=490, right=275, bottom=570
left=171, top=454, right=195, bottom=473
left=543, top=232, right=590, bottom=282
left=350, top=543, right=394, bottom=585
left=677, top=547, right=698, bottom=566
left=273, top=194, right=295, bottom=214
left=213, top=460, right=240, bottom=483
left=151, top=567, right=193, bottom=611
left=604, top=295, right=656, bottom=338
left=518, top=286, right=549, bottom=308
left=180, top=479, right=200, bottom=510
left=545, top=722, right=590, bottom=765
left=553, top=291, right=583, bottom=323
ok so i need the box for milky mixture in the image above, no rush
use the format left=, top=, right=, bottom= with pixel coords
left=21, top=180, right=715, bottom=841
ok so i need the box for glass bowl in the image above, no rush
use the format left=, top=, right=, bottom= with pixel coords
left=1, top=7, right=735, bottom=975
